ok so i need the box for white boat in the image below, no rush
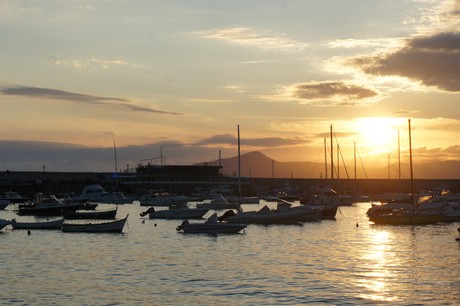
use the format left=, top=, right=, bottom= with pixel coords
left=0, top=218, right=10, bottom=230
left=219, top=202, right=321, bottom=225
left=97, top=192, right=136, bottom=204
left=140, top=206, right=209, bottom=219
left=61, top=214, right=128, bottom=233
left=139, top=192, right=190, bottom=207
left=18, top=194, right=85, bottom=216
left=11, top=218, right=64, bottom=230
left=300, top=186, right=355, bottom=206
left=72, top=184, right=109, bottom=202
left=0, top=191, right=29, bottom=203
left=176, top=213, right=246, bottom=234
left=271, top=196, right=338, bottom=220
left=196, top=194, right=240, bottom=210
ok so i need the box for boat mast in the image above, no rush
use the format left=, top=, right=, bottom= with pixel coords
left=324, top=137, right=328, bottom=179
left=237, top=124, right=241, bottom=203
left=387, top=152, right=390, bottom=192
left=398, top=129, right=401, bottom=180
left=330, top=124, right=334, bottom=180
left=337, top=143, right=340, bottom=179
left=113, top=140, right=119, bottom=191
left=354, top=141, right=357, bottom=179
left=408, top=119, right=415, bottom=212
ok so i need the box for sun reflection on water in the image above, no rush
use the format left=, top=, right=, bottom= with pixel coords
left=356, top=229, right=400, bottom=303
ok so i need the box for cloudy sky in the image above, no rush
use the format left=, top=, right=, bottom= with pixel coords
left=0, top=0, right=459, bottom=174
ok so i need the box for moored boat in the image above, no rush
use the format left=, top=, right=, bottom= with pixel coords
left=219, top=202, right=321, bottom=225
left=11, top=218, right=64, bottom=230
left=140, top=206, right=209, bottom=219
left=64, top=207, right=118, bottom=220
left=139, top=192, right=190, bottom=207
left=61, top=214, right=128, bottom=233
left=72, top=184, right=109, bottom=203
left=368, top=119, right=444, bottom=225
left=18, top=194, right=86, bottom=216
left=176, top=213, right=246, bottom=234
left=368, top=209, right=444, bottom=225
left=272, top=197, right=338, bottom=220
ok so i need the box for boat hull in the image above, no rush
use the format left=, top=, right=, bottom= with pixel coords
left=149, top=208, right=208, bottom=219
left=227, top=206, right=321, bottom=225
left=369, top=212, right=443, bottom=225
left=0, top=219, right=10, bottom=230
left=64, top=208, right=118, bottom=220
left=11, top=218, right=64, bottom=230
left=62, top=215, right=128, bottom=233
left=180, top=223, right=246, bottom=234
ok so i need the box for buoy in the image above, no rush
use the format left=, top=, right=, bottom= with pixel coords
left=154, top=223, right=157, bottom=227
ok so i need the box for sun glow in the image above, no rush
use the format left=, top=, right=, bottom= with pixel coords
left=354, top=117, right=405, bottom=153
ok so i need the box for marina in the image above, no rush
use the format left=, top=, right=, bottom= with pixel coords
left=0, top=200, right=459, bottom=305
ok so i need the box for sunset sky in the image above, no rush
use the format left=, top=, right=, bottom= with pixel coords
left=0, top=0, right=459, bottom=174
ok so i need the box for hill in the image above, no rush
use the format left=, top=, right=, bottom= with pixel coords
left=201, top=151, right=460, bottom=179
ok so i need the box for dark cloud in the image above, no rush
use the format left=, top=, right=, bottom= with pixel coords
left=1, top=85, right=182, bottom=115
left=292, top=81, right=377, bottom=103
left=196, top=134, right=308, bottom=147
left=0, top=140, right=218, bottom=172
left=451, top=0, right=460, bottom=15
left=354, top=32, right=460, bottom=92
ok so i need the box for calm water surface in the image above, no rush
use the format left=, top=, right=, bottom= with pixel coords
left=1, top=202, right=459, bottom=305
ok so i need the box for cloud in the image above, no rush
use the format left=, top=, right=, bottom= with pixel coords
left=392, top=109, right=418, bottom=117
left=195, top=134, right=307, bottom=148
left=0, top=85, right=182, bottom=115
left=279, top=81, right=378, bottom=106
left=48, top=57, right=145, bottom=70
left=199, top=27, right=307, bottom=52
left=353, top=32, right=460, bottom=92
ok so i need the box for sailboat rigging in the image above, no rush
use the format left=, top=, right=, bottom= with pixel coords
left=368, top=119, right=444, bottom=225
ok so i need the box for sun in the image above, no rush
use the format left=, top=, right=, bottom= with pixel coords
left=354, top=117, right=404, bottom=153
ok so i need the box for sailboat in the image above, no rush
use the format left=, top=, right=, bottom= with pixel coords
left=368, top=119, right=444, bottom=225
left=219, top=125, right=321, bottom=225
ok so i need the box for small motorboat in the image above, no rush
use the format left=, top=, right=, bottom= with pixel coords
left=64, top=207, right=118, bottom=220
left=139, top=192, right=190, bottom=207
left=140, top=206, right=209, bottom=220
left=176, top=213, right=246, bottom=234
left=11, top=218, right=64, bottom=230
left=61, top=214, right=129, bottom=233
left=18, top=194, right=89, bottom=216
left=219, top=203, right=321, bottom=225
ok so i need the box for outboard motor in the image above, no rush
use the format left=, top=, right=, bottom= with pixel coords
left=218, top=210, right=236, bottom=222
left=176, top=220, right=190, bottom=231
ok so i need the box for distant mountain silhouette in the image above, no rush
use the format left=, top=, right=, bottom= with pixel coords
left=199, top=151, right=460, bottom=179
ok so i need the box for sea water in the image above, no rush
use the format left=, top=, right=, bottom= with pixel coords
left=0, top=202, right=459, bottom=305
